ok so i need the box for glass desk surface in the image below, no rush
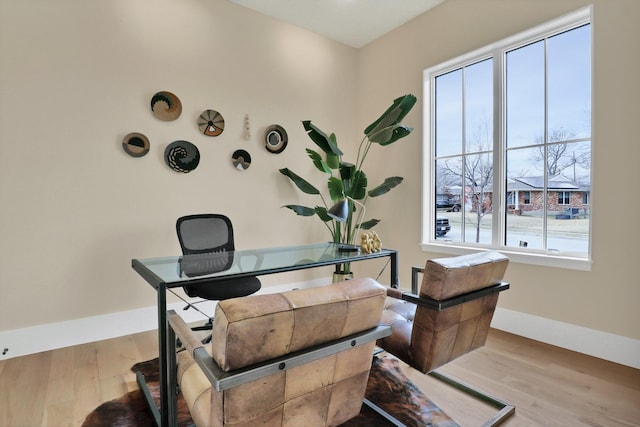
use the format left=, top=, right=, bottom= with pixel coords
left=132, top=242, right=396, bottom=288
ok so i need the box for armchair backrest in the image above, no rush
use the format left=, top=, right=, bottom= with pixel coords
left=411, top=251, right=509, bottom=372
left=212, top=277, right=386, bottom=371
left=419, top=251, right=509, bottom=300
left=177, top=278, right=387, bottom=427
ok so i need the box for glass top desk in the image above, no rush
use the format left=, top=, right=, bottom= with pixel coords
left=132, top=242, right=398, bottom=427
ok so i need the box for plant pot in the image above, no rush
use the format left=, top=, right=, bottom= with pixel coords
left=332, top=271, right=354, bottom=283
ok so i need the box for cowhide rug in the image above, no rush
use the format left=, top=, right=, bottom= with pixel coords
left=82, top=354, right=459, bottom=427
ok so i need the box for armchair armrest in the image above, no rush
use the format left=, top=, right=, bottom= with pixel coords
left=387, top=280, right=510, bottom=311
left=407, top=262, right=509, bottom=309
left=411, top=265, right=424, bottom=294
left=386, top=281, right=510, bottom=311
left=168, top=310, right=204, bottom=355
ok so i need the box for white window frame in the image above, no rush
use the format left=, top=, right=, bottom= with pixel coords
left=421, top=6, right=592, bottom=271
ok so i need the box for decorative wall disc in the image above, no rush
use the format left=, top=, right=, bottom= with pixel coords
left=122, top=132, right=150, bottom=157
left=151, top=91, right=182, bottom=121
left=232, top=149, right=252, bottom=171
left=164, top=140, right=200, bottom=173
left=264, top=124, right=288, bottom=154
left=197, top=110, right=225, bottom=136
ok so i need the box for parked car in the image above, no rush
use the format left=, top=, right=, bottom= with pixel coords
left=436, top=216, right=450, bottom=237
left=436, top=199, right=461, bottom=212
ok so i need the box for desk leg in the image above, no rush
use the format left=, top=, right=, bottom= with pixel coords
left=157, top=284, right=167, bottom=427
left=390, top=251, right=399, bottom=288
left=157, top=283, right=178, bottom=427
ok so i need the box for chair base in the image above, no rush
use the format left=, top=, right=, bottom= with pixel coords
left=365, top=353, right=515, bottom=427
left=428, top=370, right=515, bottom=427
left=362, top=398, right=406, bottom=426
left=136, top=370, right=161, bottom=427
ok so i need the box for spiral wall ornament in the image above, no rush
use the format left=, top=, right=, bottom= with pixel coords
left=151, top=91, right=182, bottom=121
left=164, top=140, right=200, bottom=173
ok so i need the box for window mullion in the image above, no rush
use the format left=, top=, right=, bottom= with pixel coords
left=494, top=48, right=504, bottom=248
left=542, top=36, right=549, bottom=250
left=461, top=67, right=467, bottom=241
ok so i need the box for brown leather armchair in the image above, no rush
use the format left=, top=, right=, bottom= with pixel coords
left=377, top=251, right=515, bottom=426
left=166, top=277, right=390, bottom=427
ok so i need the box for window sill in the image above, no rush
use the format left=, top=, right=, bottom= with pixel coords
left=421, top=242, right=592, bottom=271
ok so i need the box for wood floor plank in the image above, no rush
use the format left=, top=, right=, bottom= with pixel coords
left=43, top=400, right=74, bottom=427
left=0, top=351, right=52, bottom=427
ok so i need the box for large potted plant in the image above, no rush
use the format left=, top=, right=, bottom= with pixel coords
left=279, top=94, right=416, bottom=277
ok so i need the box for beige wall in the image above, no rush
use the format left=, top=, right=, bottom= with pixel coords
left=0, top=0, right=358, bottom=330
left=354, top=0, right=640, bottom=340
left=1, top=0, right=638, bottom=346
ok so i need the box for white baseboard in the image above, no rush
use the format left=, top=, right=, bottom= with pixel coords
left=492, top=307, right=640, bottom=369
left=0, top=278, right=329, bottom=360
left=2, top=282, right=638, bottom=370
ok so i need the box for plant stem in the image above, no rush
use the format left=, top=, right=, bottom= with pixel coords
left=355, top=135, right=369, bottom=170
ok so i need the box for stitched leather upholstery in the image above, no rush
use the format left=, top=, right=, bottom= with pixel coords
left=378, top=252, right=509, bottom=373
left=177, top=277, right=386, bottom=427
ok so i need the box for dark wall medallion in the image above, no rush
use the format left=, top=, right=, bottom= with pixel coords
left=232, top=149, right=252, bottom=170
left=165, top=140, right=200, bottom=173
left=264, top=124, right=288, bottom=154
left=151, top=91, right=182, bottom=121
left=198, top=110, right=225, bottom=137
left=122, top=132, right=150, bottom=157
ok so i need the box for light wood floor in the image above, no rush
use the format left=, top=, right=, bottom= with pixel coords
left=0, top=328, right=638, bottom=426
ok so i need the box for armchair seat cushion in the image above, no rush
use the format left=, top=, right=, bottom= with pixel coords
left=379, top=299, right=416, bottom=364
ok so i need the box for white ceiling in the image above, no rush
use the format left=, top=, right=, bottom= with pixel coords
left=229, top=0, right=445, bottom=48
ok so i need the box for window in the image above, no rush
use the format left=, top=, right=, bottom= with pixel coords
left=423, top=7, right=592, bottom=270
left=558, top=191, right=571, bottom=205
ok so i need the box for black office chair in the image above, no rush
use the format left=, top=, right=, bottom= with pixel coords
left=176, top=214, right=261, bottom=335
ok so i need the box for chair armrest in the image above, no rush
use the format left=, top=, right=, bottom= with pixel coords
left=411, top=266, right=424, bottom=294
left=167, top=310, right=205, bottom=356
left=387, top=282, right=510, bottom=311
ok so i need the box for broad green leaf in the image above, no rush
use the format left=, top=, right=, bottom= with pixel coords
left=339, top=162, right=355, bottom=181
left=369, top=124, right=413, bottom=146
left=306, top=149, right=331, bottom=174
left=326, top=133, right=340, bottom=169
left=328, top=177, right=344, bottom=201
left=347, top=170, right=367, bottom=200
left=315, top=206, right=332, bottom=222
left=326, top=152, right=340, bottom=170
left=360, top=218, right=380, bottom=230
left=282, top=205, right=316, bottom=216
left=368, top=176, right=404, bottom=197
left=279, top=168, right=319, bottom=195
left=364, top=94, right=417, bottom=136
left=302, top=120, right=343, bottom=156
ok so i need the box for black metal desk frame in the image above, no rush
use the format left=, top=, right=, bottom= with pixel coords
left=132, top=242, right=398, bottom=427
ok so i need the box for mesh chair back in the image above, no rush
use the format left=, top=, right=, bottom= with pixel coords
left=177, top=214, right=235, bottom=255
left=176, top=214, right=261, bottom=300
